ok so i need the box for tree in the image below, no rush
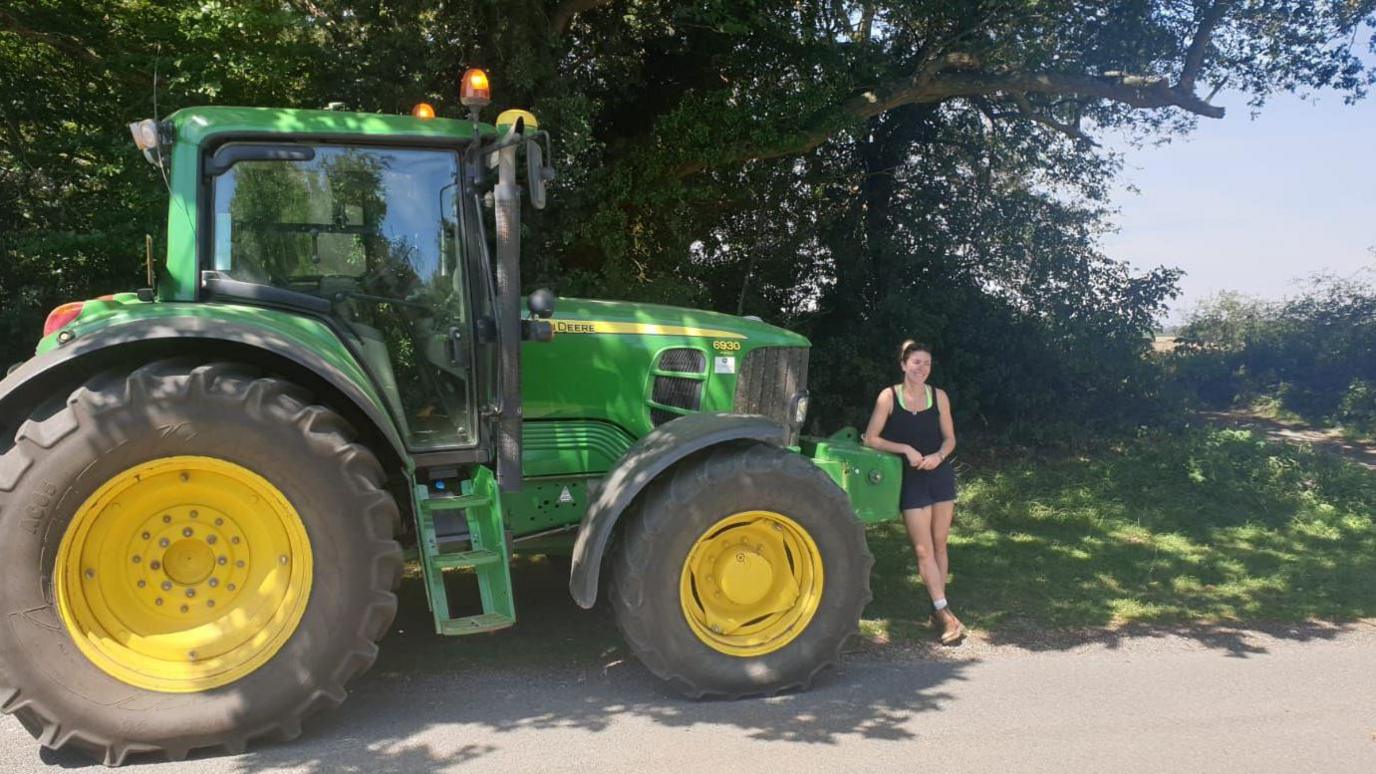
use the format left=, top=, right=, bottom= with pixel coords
left=3, top=1, right=1374, bottom=437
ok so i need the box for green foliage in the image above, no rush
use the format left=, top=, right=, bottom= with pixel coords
left=1173, top=275, right=1376, bottom=434
left=864, top=427, right=1376, bottom=636
left=3, top=2, right=1374, bottom=444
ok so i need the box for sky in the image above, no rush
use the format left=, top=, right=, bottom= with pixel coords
left=1098, top=89, right=1375, bottom=325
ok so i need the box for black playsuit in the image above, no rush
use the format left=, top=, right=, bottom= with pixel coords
left=879, top=385, right=957, bottom=509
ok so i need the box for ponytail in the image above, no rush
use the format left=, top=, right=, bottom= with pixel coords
left=898, top=340, right=932, bottom=364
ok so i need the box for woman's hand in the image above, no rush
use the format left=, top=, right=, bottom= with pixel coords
left=903, top=447, right=925, bottom=469
left=918, top=452, right=943, bottom=471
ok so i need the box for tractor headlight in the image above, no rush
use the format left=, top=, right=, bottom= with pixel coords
left=790, top=392, right=810, bottom=427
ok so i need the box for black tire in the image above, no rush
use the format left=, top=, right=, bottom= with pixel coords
left=609, top=442, right=873, bottom=698
left=0, top=360, right=404, bottom=765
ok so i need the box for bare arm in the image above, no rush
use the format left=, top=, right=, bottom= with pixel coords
left=919, top=388, right=958, bottom=470
left=864, top=389, right=923, bottom=467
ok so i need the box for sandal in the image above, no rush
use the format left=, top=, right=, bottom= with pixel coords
left=936, top=609, right=965, bottom=645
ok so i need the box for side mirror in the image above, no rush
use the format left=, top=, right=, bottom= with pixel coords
left=527, top=288, right=556, bottom=319
left=526, top=138, right=555, bottom=210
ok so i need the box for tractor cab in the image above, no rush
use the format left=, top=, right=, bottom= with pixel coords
left=135, top=72, right=554, bottom=487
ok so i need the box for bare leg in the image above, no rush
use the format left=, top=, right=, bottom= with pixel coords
left=931, top=500, right=955, bottom=584
left=901, top=506, right=944, bottom=605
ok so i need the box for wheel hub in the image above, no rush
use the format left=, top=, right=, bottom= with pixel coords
left=679, top=510, right=824, bottom=657
left=54, top=456, right=312, bottom=693
left=715, top=548, right=773, bottom=606
left=161, top=538, right=217, bottom=586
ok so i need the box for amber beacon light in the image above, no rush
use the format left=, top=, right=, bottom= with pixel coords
left=460, top=68, right=491, bottom=108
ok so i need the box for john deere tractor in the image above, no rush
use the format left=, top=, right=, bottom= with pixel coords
left=0, top=71, right=901, bottom=764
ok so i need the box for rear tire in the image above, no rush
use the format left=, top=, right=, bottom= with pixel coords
left=0, top=360, right=403, bottom=764
left=609, top=442, right=872, bottom=698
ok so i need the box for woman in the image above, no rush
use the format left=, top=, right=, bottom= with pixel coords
left=864, top=340, right=964, bottom=644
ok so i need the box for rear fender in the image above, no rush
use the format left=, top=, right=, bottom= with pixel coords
left=0, top=315, right=408, bottom=475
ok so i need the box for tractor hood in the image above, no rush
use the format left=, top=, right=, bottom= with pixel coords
left=520, top=298, right=809, bottom=439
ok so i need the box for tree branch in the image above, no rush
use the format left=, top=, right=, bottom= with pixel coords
left=0, top=10, right=102, bottom=63
left=286, top=0, right=329, bottom=19
left=550, top=0, right=615, bottom=38
left=1179, top=1, right=1232, bottom=92
left=1011, top=92, right=1097, bottom=146
left=857, top=3, right=876, bottom=45
left=678, top=64, right=1223, bottom=175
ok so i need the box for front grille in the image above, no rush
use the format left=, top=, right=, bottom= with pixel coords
left=653, top=375, right=703, bottom=410
left=658, top=348, right=706, bottom=373
left=649, top=407, right=680, bottom=427
left=734, top=346, right=809, bottom=440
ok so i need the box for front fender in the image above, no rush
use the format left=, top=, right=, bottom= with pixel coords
left=0, top=310, right=407, bottom=468
left=568, top=412, right=788, bottom=608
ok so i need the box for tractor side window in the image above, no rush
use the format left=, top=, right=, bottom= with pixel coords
left=210, top=144, right=476, bottom=450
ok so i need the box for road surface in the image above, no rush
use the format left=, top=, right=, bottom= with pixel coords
left=3, top=615, right=1373, bottom=773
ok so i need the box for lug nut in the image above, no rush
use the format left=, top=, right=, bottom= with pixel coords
left=161, top=581, right=173, bottom=591
left=227, top=583, right=237, bottom=591
left=215, top=517, right=224, bottom=526
left=217, top=556, right=227, bottom=565
left=132, top=555, right=141, bottom=564
left=137, top=580, right=146, bottom=588
left=142, top=531, right=151, bottom=540
left=207, top=535, right=217, bottom=545
left=180, top=604, right=189, bottom=613
left=182, top=527, right=194, bottom=537
left=155, top=597, right=163, bottom=606
left=279, top=555, right=289, bottom=565
left=163, top=514, right=172, bottom=523
left=185, top=588, right=196, bottom=598
left=236, top=560, right=245, bottom=568
left=207, top=600, right=215, bottom=608
left=190, top=510, right=198, bottom=518
left=179, top=473, right=189, bottom=483
left=159, top=538, right=170, bottom=548
left=150, top=560, right=161, bottom=570
left=208, top=578, right=219, bottom=588
left=231, top=536, right=240, bottom=545
left=84, top=568, right=95, bottom=579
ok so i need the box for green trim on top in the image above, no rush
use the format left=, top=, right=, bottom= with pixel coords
left=895, top=384, right=933, bottom=413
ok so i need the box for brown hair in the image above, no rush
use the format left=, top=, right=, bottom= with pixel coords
left=898, top=339, right=932, bottom=364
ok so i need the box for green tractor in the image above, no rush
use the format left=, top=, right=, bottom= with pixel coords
left=0, top=72, right=902, bottom=764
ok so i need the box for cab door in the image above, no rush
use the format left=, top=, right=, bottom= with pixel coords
left=206, top=142, right=479, bottom=451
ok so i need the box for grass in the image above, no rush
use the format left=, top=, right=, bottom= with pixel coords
left=381, top=425, right=1374, bottom=667
left=861, top=426, right=1376, bottom=643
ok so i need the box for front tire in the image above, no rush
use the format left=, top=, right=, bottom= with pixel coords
left=0, top=360, right=403, bottom=764
left=609, top=442, right=872, bottom=698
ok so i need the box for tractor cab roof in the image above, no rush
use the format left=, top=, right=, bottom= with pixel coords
left=167, top=105, right=496, bottom=147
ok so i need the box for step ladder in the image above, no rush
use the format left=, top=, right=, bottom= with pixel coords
left=413, top=466, right=515, bottom=635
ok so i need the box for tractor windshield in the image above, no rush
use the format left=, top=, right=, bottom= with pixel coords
left=209, top=144, right=477, bottom=451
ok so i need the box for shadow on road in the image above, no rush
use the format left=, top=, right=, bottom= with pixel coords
left=36, top=557, right=967, bottom=771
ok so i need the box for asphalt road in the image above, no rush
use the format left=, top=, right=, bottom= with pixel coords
left=3, top=617, right=1373, bottom=773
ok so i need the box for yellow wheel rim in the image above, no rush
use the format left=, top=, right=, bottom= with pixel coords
left=54, top=456, right=313, bottom=693
left=679, top=510, right=824, bottom=657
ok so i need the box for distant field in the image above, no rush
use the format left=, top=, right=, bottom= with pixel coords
left=1151, top=335, right=1180, bottom=353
